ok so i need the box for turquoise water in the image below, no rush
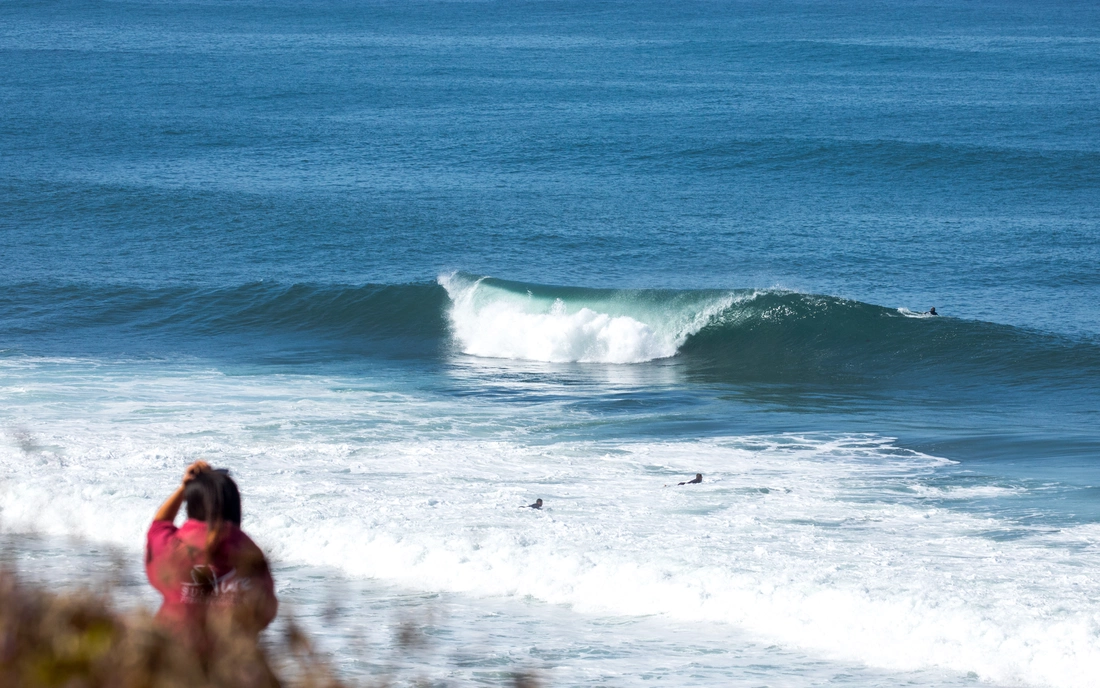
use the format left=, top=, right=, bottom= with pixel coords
left=2, top=1, right=1099, bottom=685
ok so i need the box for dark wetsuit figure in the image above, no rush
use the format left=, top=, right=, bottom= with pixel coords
left=928, top=307, right=938, bottom=316
left=678, top=474, right=703, bottom=486
left=528, top=498, right=543, bottom=509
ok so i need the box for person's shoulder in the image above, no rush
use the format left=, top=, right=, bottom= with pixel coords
left=146, top=519, right=181, bottom=561
left=173, top=519, right=209, bottom=545
left=229, top=528, right=272, bottom=577
left=225, top=524, right=258, bottom=547
left=148, top=519, right=178, bottom=538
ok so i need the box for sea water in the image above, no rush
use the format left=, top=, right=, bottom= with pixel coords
left=2, top=1, right=1099, bottom=686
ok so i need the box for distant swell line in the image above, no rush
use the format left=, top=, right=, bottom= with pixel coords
left=0, top=281, right=448, bottom=340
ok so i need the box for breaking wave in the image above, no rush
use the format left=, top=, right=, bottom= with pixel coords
left=439, top=273, right=740, bottom=363
left=2, top=274, right=1097, bottom=386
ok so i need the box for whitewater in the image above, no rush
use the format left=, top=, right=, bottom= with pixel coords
left=440, top=273, right=743, bottom=363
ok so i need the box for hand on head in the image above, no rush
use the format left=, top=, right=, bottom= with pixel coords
left=183, top=461, right=212, bottom=485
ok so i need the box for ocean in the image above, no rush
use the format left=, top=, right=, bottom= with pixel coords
left=2, top=0, right=1099, bottom=685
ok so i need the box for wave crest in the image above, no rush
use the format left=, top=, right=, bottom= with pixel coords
left=439, top=273, right=737, bottom=363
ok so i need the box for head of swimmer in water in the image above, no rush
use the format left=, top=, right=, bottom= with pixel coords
left=185, top=469, right=241, bottom=527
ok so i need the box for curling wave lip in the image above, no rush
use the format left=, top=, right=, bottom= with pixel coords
left=439, top=272, right=742, bottom=364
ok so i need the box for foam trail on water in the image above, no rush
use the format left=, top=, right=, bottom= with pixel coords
left=438, top=273, right=737, bottom=363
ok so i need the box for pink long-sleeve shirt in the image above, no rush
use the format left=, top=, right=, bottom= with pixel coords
left=145, top=518, right=277, bottom=636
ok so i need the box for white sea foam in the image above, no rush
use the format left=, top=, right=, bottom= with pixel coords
left=2, top=360, right=1098, bottom=688
left=438, top=273, right=737, bottom=363
left=909, top=484, right=1025, bottom=499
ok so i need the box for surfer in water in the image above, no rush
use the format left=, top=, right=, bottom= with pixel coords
left=528, top=498, right=543, bottom=509
left=678, top=474, right=703, bottom=485
left=927, top=306, right=938, bottom=316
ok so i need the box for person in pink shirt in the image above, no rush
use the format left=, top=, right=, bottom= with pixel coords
left=146, top=461, right=278, bottom=647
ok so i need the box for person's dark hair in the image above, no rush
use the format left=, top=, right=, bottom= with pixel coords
left=185, top=470, right=242, bottom=526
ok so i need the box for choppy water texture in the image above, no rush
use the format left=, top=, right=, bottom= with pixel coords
left=2, top=1, right=1099, bottom=686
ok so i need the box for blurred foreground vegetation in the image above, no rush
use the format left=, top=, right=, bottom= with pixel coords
left=0, top=565, right=540, bottom=688
left=0, top=562, right=346, bottom=688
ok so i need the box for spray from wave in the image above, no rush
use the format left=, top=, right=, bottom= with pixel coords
left=438, top=273, right=741, bottom=364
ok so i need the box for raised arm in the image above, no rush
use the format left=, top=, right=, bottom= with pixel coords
left=152, top=460, right=211, bottom=522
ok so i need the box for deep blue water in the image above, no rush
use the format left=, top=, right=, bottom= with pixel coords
left=2, top=1, right=1099, bottom=685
